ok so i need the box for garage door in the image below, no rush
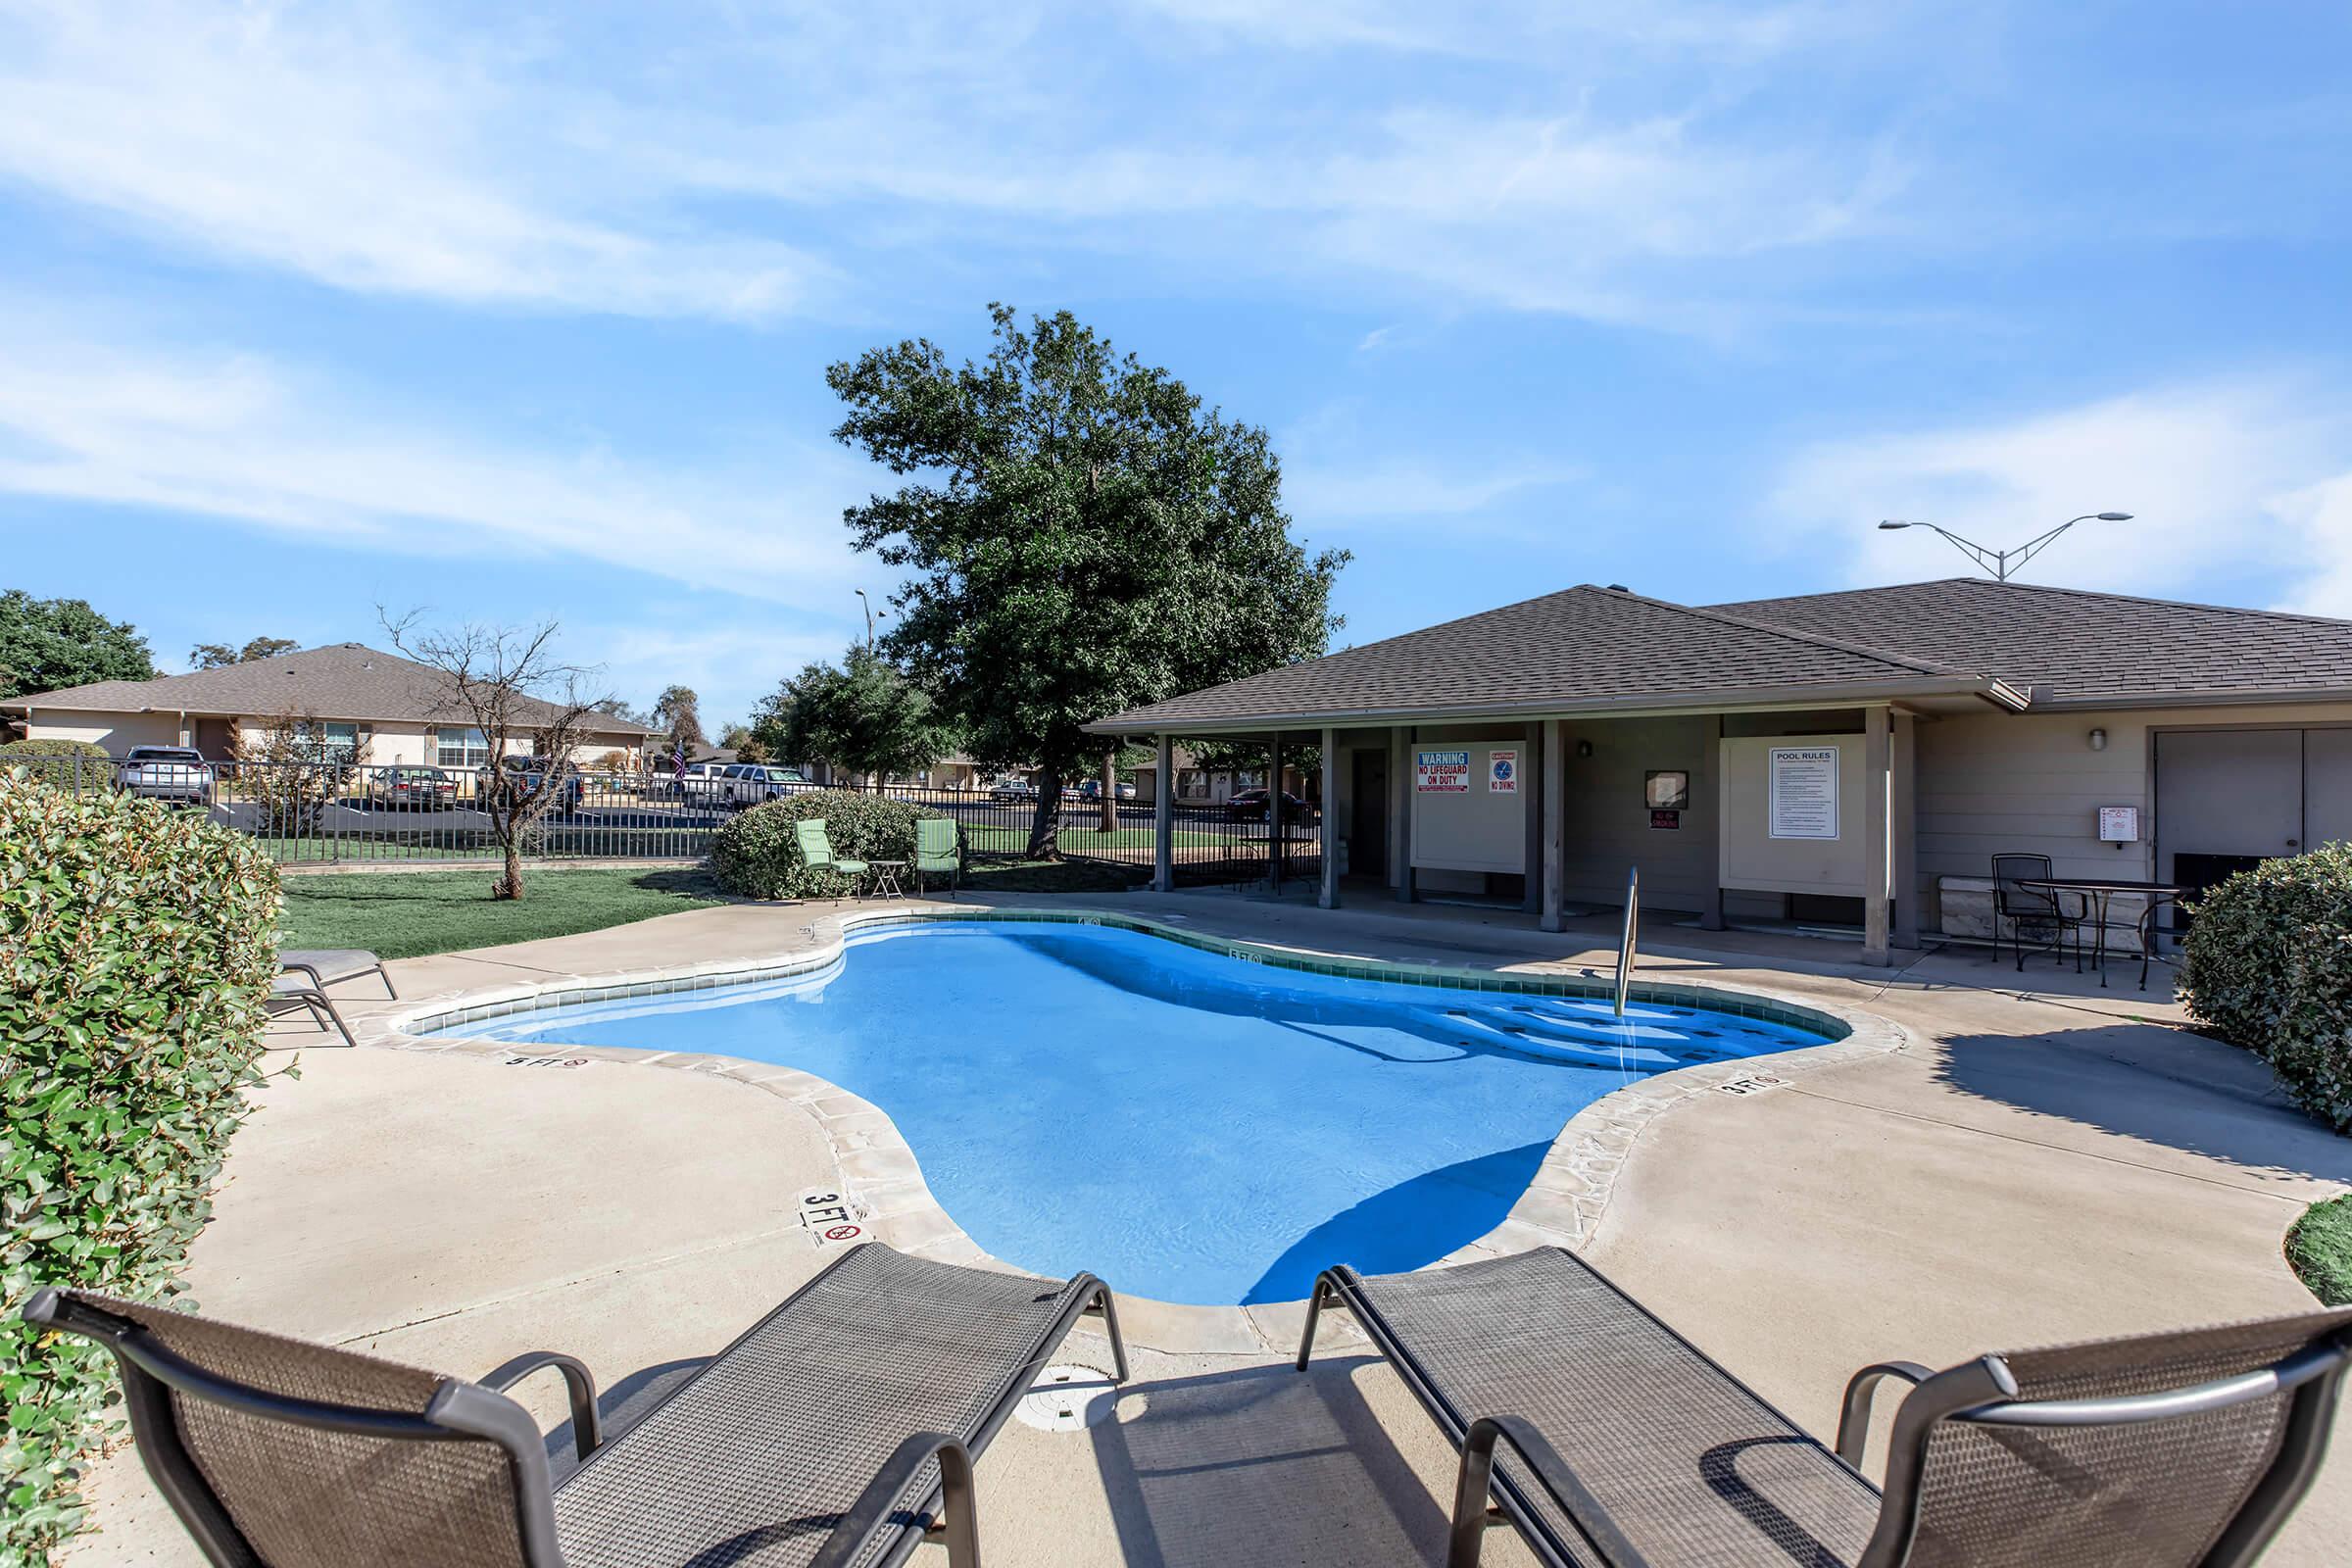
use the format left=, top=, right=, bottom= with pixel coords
left=2156, top=728, right=2352, bottom=922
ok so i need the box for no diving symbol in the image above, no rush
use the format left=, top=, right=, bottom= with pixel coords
left=823, top=1224, right=862, bottom=1242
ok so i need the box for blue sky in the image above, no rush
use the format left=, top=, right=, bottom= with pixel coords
left=3, top=1, right=2349, bottom=725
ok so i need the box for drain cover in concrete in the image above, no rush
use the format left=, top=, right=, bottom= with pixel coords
left=1012, top=1364, right=1118, bottom=1432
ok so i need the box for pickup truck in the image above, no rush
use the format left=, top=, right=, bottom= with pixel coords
left=721, top=763, right=810, bottom=808
left=116, top=746, right=215, bottom=807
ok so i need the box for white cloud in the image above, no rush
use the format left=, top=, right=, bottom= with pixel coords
left=0, top=0, right=1911, bottom=333
left=1284, top=457, right=1582, bottom=529
left=0, top=315, right=865, bottom=606
left=0, top=1, right=823, bottom=319
left=1768, top=379, right=2352, bottom=612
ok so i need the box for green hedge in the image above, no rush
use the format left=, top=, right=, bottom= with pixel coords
left=2179, top=843, right=2352, bottom=1133
left=0, top=771, right=281, bottom=1562
left=711, top=790, right=937, bottom=900
left=0, top=740, right=112, bottom=793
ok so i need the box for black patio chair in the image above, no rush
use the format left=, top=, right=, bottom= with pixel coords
left=1990, top=852, right=2083, bottom=973
left=25, top=1242, right=1127, bottom=1568
left=1298, top=1247, right=2351, bottom=1568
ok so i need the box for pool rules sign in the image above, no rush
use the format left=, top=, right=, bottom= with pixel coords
left=1768, top=746, right=1839, bottom=839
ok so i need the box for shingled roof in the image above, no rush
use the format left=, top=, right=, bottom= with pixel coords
left=1714, top=578, right=2352, bottom=708
left=1092, top=585, right=2026, bottom=731
left=1, top=643, right=651, bottom=732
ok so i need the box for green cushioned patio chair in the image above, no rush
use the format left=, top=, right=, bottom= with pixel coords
left=795, top=816, right=870, bottom=896
left=914, top=817, right=960, bottom=900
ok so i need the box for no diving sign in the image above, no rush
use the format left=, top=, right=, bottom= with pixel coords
left=798, top=1191, right=865, bottom=1248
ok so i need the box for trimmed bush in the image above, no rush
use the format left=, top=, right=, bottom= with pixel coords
left=0, top=739, right=112, bottom=793
left=2179, top=842, right=2352, bottom=1133
left=0, top=771, right=281, bottom=1562
left=711, top=789, right=933, bottom=900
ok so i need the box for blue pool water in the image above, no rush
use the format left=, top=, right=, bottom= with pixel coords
left=444, top=920, right=1830, bottom=1304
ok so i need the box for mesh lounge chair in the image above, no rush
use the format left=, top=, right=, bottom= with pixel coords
left=914, top=817, right=960, bottom=900
left=25, top=1242, right=1127, bottom=1568
left=1298, top=1247, right=2352, bottom=1568
left=796, top=817, right=871, bottom=897
left=267, top=949, right=397, bottom=1048
left=1990, top=852, right=2084, bottom=974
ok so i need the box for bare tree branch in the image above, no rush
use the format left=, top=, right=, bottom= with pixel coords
left=380, top=608, right=615, bottom=900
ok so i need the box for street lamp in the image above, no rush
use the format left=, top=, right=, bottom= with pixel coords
left=1876, top=513, right=2133, bottom=581
left=854, top=589, right=888, bottom=651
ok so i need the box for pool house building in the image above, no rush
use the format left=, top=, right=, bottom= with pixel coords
left=1090, top=577, right=2352, bottom=965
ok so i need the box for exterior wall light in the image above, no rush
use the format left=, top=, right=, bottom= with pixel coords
left=2087, top=727, right=2108, bottom=752
left=1576, top=739, right=1594, bottom=759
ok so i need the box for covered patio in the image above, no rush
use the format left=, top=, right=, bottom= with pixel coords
left=1094, top=585, right=2028, bottom=966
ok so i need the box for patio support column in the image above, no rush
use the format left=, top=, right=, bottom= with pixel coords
left=1522, top=721, right=1544, bottom=914
left=1269, top=737, right=1285, bottom=891
left=1892, top=711, right=1919, bottom=949
left=1390, top=725, right=1415, bottom=903
left=1152, top=732, right=1175, bottom=893
left=1863, top=705, right=1891, bottom=966
left=1318, top=726, right=1341, bottom=908
left=1540, top=719, right=1567, bottom=933
left=1695, top=714, right=1726, bottom=931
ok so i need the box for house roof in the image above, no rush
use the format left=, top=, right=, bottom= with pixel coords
left=1713, top=578, right=2352, bottom=708
left=1, top=643, right=652, bottom=733
left=1091, top=584, right=2026, bottom=732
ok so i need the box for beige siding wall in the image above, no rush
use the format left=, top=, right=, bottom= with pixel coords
left=1555, top=715, right=1717, bottom=909
left=23, top=709, right=183, bottom=751
left=1913, top=700, right=2352, bottom=922
left=24, top=710, right=639, bottom=767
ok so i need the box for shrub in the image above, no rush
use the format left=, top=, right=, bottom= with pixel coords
left=712, top=789, right=933, bottom=900
left=0, top=739, right=112, bottom=793
left=0, top=772, right=282, bottom=1562
left=2179, top=843, right=2352, bottom=1133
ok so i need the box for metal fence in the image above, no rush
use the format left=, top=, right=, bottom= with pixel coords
left=46, top=755, right=1323, bottom=882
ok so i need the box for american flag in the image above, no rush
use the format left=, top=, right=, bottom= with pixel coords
left=671, top=736, right=686, bottom=774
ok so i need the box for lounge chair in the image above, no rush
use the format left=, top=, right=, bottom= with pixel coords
left=795, top=816, right=871, bottom=897
left=1298, top=1247, right=2352, bottom=1568
left=267, top=949, right=397, bottom=1047
left=24, top=1241, right=1127, bottom=1568
left=914, top=817, right=960, bottom=899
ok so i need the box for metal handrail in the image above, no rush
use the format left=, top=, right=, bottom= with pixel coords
left=1613, top=865, right=1640, bottom=1017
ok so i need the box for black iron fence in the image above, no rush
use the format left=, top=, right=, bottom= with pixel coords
left=33, top=755, right=1323, bottom=882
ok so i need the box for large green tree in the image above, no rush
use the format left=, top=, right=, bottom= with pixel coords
left=188, top=635, right=298, bottom=670
left=752, top=647, right=956, bottom=783
left=827, top=305, right=1348, bottom=855
left=0, top=590, right=157, bottom=700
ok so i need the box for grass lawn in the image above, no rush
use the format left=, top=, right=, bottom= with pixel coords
left=279, top=867, right=724, bottom=959
left=2287, top=1194, right=2352, bottom=1306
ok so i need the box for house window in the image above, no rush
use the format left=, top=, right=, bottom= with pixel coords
left=436, top=727, right=490, bottom=768
left=294, top=720, right=360, bottom=760
left=1178, top=768, right=1208, bottom=800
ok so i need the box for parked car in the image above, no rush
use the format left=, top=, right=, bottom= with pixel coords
left=990, top=776, right=1037, bottom=802
left=1077, top=779, right=1138, bottom=803
left=1225, top=787, right=1317, bottom=823
left=365, top=765, right=458, bottom=809
left=116, top=746, right=214, bottom=807
left=723, top=763, right=810, bottom=808
left=495, top=758, right=586, bottom=816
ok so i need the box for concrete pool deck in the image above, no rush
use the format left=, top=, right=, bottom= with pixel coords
left=62, top=889, right=2352, bottom=1566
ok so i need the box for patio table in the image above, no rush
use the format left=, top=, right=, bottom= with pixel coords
left=867, top=858, right=907, bottom=900
left=2020, top=876, right=2183, bottom=991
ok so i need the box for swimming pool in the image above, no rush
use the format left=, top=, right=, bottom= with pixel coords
left=439, top=918, right=1834, bottom=1305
